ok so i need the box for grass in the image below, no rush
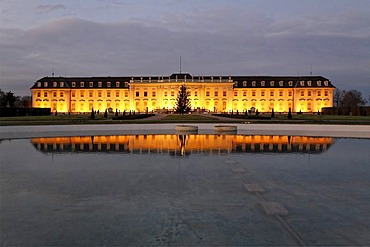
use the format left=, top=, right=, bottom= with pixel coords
left=1, top=113, right=370, bottom=126
left=162, top=114, right=218, bottom=121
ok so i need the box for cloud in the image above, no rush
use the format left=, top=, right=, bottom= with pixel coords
left=35, top=4, right=65, bottom=13
left=0, top=7, right=369, bottom=96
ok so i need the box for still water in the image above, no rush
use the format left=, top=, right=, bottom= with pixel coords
left=1, top=135, right=369, bottom=246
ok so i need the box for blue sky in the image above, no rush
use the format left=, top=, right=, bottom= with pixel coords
left=1, top=0, right=369, bottom=97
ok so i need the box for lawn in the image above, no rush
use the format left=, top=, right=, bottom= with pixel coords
left=162, top=114, right=218, bottom=121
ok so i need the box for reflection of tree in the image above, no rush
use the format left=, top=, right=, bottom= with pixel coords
left=178, top=135, right=187, bottom=156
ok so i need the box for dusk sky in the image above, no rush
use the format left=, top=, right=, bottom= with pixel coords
left=1, top=0, right=369, bottom=97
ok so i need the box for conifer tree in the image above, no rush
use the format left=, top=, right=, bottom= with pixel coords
left=175, top=85, right=191, bottom=114
left=271, top=108, right=275, bottom=118
left=288, top=107, right=292, bottom=119
left=91, top=108, right=95, bottom=119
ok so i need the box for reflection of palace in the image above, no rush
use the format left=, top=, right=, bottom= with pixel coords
left=31, top=73, right=335, bottom=113
left=31, top=135, right=333, bottom=155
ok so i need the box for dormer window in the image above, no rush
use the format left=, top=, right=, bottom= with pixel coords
left=89, top=82, right=93, bottom=87
left=288, top=81, right=293, bottom=86
left=53, top=81, right=57, bottom=87
left=98, top=81, right=102, bottom=87
left=317, top=81, right=322, bottom=86
left=300, top=81, right=305, bottom=86
left=116, top=81, right=120, bottom=87
left=243, top=81, right=247, bottom=87
left=252, top=81, right=256, bottom=87
left=107, top=81, right=111, bottom=87
left=324, top=81, right=328, bottom=86
left=261, top=81, right=265, bottom=86
left=279, top=81, right=283, bottom=86
left=44, top=82, right=48, bottom=87
left=307, top=81, right=312, bottom=86
left=81, top=81, right=85, bottom=87
left=37, top=82, right=41, bottom=87
left=72, top=82, right=76, bottom=87
left=270, top=81, right=275, bottom=86
left=234, top=81, right=238, bottom=86
left=124, top=81, right=129, bottom=87
left=60, top=82, right=64, bottom=87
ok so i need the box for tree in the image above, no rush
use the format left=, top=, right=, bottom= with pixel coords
left=333, top=88, right=344, bottom=108
left=340, top=90, right=367, bottom=109
left=271, top=108, right=275, bottom=118
left=90, top=108, right=95, bottom=119
left=174, top=84, right=191, bottom=114
left=104, top=109, right=108, bottom=118
left=288, top=107, right=292, bottom=119
left=115, top=109, right=118, bottom=117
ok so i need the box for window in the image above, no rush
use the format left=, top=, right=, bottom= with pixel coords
left=44, top=92, right=48, bottom=97
left=288, top=81, right=293, bottom=86
left=136, top=92, right=140, bottom=97
left=214, top=91, right=218, bottom=97
left=37, top=82, right=41, bottom=87
left=288, top=91, right=292, bottom=97
left=152, top=91, right=156, bottom=97
left=252, top=91, right=256, bottom=97
left=194, top=91, right=198, bottom=97
left=124, top=81, right=129, bottom=87
left=98, top=81, right=102, bottom=87
left=107, top=91, right=111, bottom=97
left=324, top=91, right=328, bottom=96
left=115, top=91, right=119, bottom=97
left=252, top=81, right=256, bottom=87
left=270, top=81, right=275, bottom=86
left=60, top=92, right=64, bottom=97
left=44, top=82, right=48, bottom=87
left=300, top=91, right=304, bottom=97
left=171, top=91, right=175, bottom=97
left=89, top=91, right=93, bottom=98
left=317, top=81, right=322, bottom=86
left=124, top=91, right=129, bottom=97
left=206, top=91, right=210, bottom=97
left=53, top=92, right=57, bottom=97
left=317, top=91, right=321, bottom=97
left=234, top=81, right=238, bottom=86
left=243, top=91, right=247, bottom=97
left=324, top=81, right=329, bottom=86
left=270, top=91, right=274, bottom=97
left=243, top=81, right=247, bottom=87
left=164, top=91, right=168, bottom=97
left=261, top=81, right=265, bottom=87
left=233, top=91, right=238, bottom=97
left=279, top=81, right=283, bottom=86
left=300, top=81, right=304, bottom=86
left=80, top=91, right=84, bottom=97
left=36, top=91, right=41, bottom=97
left=98, top=91, right=102, bottom=97
left=72, top=92, right=76, bottom=97
left=308, top=91, right=312, bottom=97
left=60, top=82, right=64, bottom=87
left=261, top=91, right=265, bottom=97
left=72, top=82, right=76, bottom=87
left=144, top=92, right=148, bottom=97
left=53, top=82, right=57, bottom=87
left=89, top=82, right=93, bottom=87
left=223, top=91, right=226, bottom=97
left=116, top=81, right=120, bottom=87
left=307, top=81, right=312, bottom=86
left=81, top=82, right=84, bottom=87
left=279, top=91, right=283, bottom=97
left=107, top=82, right=111, bottom=87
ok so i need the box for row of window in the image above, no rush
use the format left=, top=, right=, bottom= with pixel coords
left=37, top=81, right=129, bottom=88
left=239, top=80, right=329, bottom=87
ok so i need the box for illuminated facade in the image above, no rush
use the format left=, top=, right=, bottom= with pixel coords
left=31, top=135, right=333, bottom=155
left=31, top=73, right=335, bottom=113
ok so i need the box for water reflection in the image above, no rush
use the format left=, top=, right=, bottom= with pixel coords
left=31, top=135, right=333, bottom=155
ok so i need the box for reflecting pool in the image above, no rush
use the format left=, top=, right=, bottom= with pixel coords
left=1, top=135, right=369, bottom=246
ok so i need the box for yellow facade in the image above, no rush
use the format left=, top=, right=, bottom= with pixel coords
left=31, top=74, right=335, bottom=113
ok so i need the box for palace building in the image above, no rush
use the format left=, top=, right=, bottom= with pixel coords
left=31, top=73, right=335, bottom=113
